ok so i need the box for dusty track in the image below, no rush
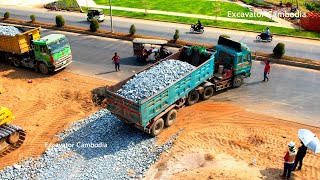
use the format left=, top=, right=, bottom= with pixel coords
left=149, top=101, right=320, bottom=180
left=0, top=64, right=112, bottom=169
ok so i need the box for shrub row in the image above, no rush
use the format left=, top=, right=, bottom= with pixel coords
left=2, top=12, right=286, bottom=58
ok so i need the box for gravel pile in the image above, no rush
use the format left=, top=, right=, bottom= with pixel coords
left=0, top=110, right=182, bottom=180
left=116, top=59, right=195, bottom=102
left=0, top=26, right=22, bottom=36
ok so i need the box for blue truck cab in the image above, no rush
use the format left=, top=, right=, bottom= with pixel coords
left=211, top=37, right=252, bottom=89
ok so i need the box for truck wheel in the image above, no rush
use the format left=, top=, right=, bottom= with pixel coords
left=39, top=63, right=49, bottom=74
left=233, top=75, right=244, bottom=88
left=11, top=57, right=21, bottom=67
left=150, top=118, right=164, bottom=137
left=186, top=90, right=199, bottom=106
left=165, top=109, right=177, bottom=127
left=201, top=86, right=214, bottom=100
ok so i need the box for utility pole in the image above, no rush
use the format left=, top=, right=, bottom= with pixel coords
left=109, top=0, right=114, bottom=33
left=86, top=0, right=88, bottom=10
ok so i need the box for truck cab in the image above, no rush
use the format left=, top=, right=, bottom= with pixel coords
left=212, top=37, right=252, bottom=89
left=31, top=34, right=72, bottom=74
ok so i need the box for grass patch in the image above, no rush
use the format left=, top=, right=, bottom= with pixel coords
left=83, top=7, right=320, bottom=39
left=45, top=0, right=80, bottom=11
left=94, top=0, right=272, bottom=22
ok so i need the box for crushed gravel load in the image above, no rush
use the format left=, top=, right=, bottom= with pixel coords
left=0, top=110, right=182, bottom=180
left=116, top=59, right=195, bottom=102
left=0, top=26, right=22, bottom=36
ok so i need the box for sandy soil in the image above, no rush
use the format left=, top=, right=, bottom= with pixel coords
left=0, top=64, right=112, bottom=169
left=145, top=101, right=320, bottom=180
left=1, top=63, right=319, bottom=179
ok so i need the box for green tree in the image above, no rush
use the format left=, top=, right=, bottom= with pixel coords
left=30, top=14, right=36, bottom=22
left=143, top=0, right=149, bottom=15
left=273, top=43, right=285, bottom=58
left=4, top=12, right=10, bottom=19
left=129, top=24, right=136, bottom=35
left=90, top=19, right=100, bottom=32
left=212, top=2, right=221, bottom=23
left=56, top=15, right=65, bottom=27
left=173, top=29, right=180, bottom=41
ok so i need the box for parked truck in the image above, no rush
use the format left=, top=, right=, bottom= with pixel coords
left=93, top=37, right=252, bottom=136
left=0, top=25, right=72, bottom=74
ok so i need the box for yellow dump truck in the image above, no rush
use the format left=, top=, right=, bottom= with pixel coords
left=0, top=25, right=72, bottom=74
left=0, top=26, right=41, bottom=54
left=0, top=106, right=25, bottom=157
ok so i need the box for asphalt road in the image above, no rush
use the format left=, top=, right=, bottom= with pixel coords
left=1, top=6, right=320, bottom=60
left=1, top=24, right=319, bottom=127
left=40, top=29, right=173, bottom=82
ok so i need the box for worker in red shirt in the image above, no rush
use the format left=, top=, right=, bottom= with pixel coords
left=263, top=59, right=270, bottom=81
left=112, top=52, right=120, bottom=72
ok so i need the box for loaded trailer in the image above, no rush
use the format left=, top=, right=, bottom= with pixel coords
left=0, top=25, right=72, bottom=74
left=99, top=37, right=252, bottom=136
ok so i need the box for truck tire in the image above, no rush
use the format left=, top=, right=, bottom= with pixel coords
left=39, top=63, right=49, bottom=75
left=186, top=90, right=199, bottom=106
left=233, top=75, right=244, bottom=88
left=150, top=118, right=164, bottom=137
left=201, top=86, right=214, bottom=100
left=165, top=109, right=177, bottom=127
left=11, top=57, right=21, bottom=67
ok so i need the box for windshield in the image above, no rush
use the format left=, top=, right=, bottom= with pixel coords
left=47, top=37, right=70, bottom=54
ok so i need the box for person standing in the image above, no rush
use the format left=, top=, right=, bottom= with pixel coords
left=292, top=141, right=308, bottom=171
left=112, top=52, right=120, bottom=71
left=282, top=142, right=297, bottom=179
left=263, top=59, right=270, bottom=81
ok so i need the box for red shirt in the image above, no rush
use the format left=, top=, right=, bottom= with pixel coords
left=113, top=55, right=119, bottom=63
left=264, top=60, right=270, bottom=73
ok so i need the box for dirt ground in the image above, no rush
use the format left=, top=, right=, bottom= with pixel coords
left=0, top=64, right=113, bottom=169
left=145, top=101, right=320, bottom=180
left=1, top=64, right=319, bottom=179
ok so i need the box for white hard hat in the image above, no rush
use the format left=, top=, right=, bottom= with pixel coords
left=288, top=141, right=295, bottom=147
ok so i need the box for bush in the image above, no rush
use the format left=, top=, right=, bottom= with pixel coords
left=305, top=2, right=320, bottom=13
left=173, top=29, right=180, bottom=41
left=129, top=24, right=136, bottom=35
left=220, top=34, right=230, bottom=39
left=4, top=12, right=10, bottom=19
left=273, top=43, right=285, bottom=58
left=56, top=15, right=65, bottom=27
left=90, top=19, right=100, bottom=32
left=30, top=14, right=36, bottom=22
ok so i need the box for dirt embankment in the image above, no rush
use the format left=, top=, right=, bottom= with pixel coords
left=146, top=101, right=320, bottom=180
left=0, top=64, right=113, bottom=169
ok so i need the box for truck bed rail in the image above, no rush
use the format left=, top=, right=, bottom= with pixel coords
left=0, top=26, right=41, bottom=55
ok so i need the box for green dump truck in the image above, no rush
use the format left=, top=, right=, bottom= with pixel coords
left=0, top=25, right=72, bottom=74
left=94, top=37, right=252, bottom=136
